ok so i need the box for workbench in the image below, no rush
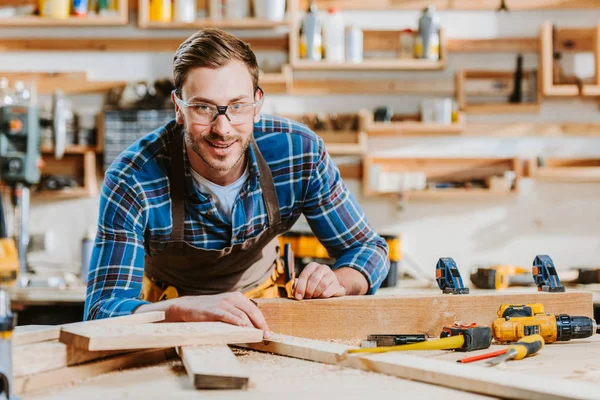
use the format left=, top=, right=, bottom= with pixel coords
left=19, top=335, right=600, bottom=399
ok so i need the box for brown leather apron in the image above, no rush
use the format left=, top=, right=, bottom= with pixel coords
left=140, top=127, right=291, bottom=301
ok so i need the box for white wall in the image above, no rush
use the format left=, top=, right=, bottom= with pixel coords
left=2, top=8, right=600, bottom=277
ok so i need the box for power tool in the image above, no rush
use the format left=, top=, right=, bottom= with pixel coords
left=532, top=255, right=565, bottom=292
left=470, top=265, right=533, bottom=290
left=349, top=323, right=491, bottom=355
left=0, top=288, right=17, bottom=400
left=436, top=257, right=469, bottom=294
left=492, top=303, right=597, bottom=344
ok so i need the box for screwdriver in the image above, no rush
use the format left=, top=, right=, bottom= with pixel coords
left=486, top=334, right=545, bottom=366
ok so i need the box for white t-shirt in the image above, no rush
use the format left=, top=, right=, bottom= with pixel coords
left=190, top=167, right=249, bottom=224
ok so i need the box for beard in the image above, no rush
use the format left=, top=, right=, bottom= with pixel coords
left=183, top=123, right=251, bottom=172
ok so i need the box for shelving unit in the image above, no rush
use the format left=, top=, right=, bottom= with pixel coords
left=540, top=21, right=600, bottom=97
left=455, top=69, right=541, bottom=114
left=0, top=0, right=128, bottom=26
left=363, top=156, right=522, bottom=200
left=289, top=22, right=447, bottom=71
left=35, top=150, right=100, bottom=201
left=527, top=158, right=600, bottom=182
left=281, top=110, right=368, bottom=155
left=138, top=0, right=293, bottom=29
left=259, top=65, right=292, bottom=94
left=364, top=110, right=465, bottom=137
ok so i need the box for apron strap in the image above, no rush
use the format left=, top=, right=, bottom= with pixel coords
left=170, top=128, right=186, bottom=242
left=251, top=138, right=281, bottom=227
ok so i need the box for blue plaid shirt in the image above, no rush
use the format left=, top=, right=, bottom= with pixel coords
left=84, top=114, right=389, bottom=320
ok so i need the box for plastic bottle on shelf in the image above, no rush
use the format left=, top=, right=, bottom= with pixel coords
left=414, top=5, right=440, bottom=61
left=225, top=0, right=248, bottom=19
left=299, top=0, right=322, bottom=61
left=323, top=8, right=345, bottom=62
left=174, top=0, right=196, bottom=22
left=345, top=25, right=363, bottom=63
left=150, top=0, right=172, bottom=22
left=209, top=0, right=224, bottom=19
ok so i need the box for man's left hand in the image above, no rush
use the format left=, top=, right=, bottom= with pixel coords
left=293, top=263, right=368, bottom=300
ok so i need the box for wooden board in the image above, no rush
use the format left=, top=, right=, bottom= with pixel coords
left=13, top=311, right=165, bottom=345
left=13, top=340, right=128, bottom=377
left=0, top=37, right=288, bottom=52
left=447, top=38, right=539, bottom=53
left=0, top=72, right=125, bottom=95
left=255, top=291, right=593, bottom=340
left=241, top=334, right=599, bottom=400
left=60, top=322, right=264, bottom=351
left=347, top=353, right=599, bottom=400
left=14, top=348, right=176, bottom=395
left=179, top=345, right=249, bottom=390
left=236, top=334, right=353, bottom=364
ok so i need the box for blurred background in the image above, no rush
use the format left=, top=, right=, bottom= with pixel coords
left=1, top=0, right=600, bottom=323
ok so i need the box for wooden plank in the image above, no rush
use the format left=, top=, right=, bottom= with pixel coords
left=142, top=18, right=290, bottom=30
left=60, top=322, right=264, bottom=351
left=464, top=103, right=541, bottom=114
left=447, top=38, right=539, bottom=53
left=291, top=79, right=454, bottom=95
left=13, top=325, right=59, bottom=346
left=13, top=340, right=128, bottom=377
left=240, top=334, right=598, bottom=400
left=291, top=58, right=445, bottom=71
left=0, top=37, right=287, bottom=52
left=236, top=334, right=353, bottom=364
left=506, top=0, right=600, bottom=9
left=347, top=353, right=598, bottom=400
left=13, top=311, right=165, bottom=345
left=255, top=292, right=593, bottom=340
left=14, top=348, right=176, bottom=395
left=555, top=27, right=595, bottom=52
left=0, top=72, right=125, bottom=95
left=179, top=345, right=249, bottom=390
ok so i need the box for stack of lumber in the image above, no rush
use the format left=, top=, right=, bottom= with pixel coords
left=12, top=291, right=600, bottom=399
left=12, top=311, right=264, bottom=394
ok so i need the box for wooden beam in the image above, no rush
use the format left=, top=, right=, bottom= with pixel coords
left=255, top=292, right=593, bottom=340
left=14, top=348, right=176, bottom=395
left=236, top=334, right=353, bottom=364
left=0, top=37, right=288, bottom=52
left=0, top=72, right=126, bottom=95
left=447, top=38, right=539, bottom=53
left=60, top=322, right=264, bottom=351
left=291, top=79, right=454, bottom=95
left=13, top=311, right=165, bottom=346
left=555, top=27, right=595, bottom=53
left=13, top=340, right=128, bottom=377
left=240, top=334, right=598, bottom=400
left=179, top=345, right=250, bottom=390
left=507, top=0, right=600, bottom=10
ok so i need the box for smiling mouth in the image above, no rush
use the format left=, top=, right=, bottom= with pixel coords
left=208, top=141, right=235, bottom=149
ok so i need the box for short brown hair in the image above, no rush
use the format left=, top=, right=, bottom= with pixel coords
left=173, top=28, right=259, bottom=95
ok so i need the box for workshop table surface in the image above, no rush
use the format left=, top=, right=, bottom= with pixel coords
left=19, top=331, right=600, bottom=399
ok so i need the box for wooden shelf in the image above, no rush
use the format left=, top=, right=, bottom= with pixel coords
left=259, top=66, right=292, bottom=94
left=463, top=103, right=541, bottom=114
left=540, top=21, right=600, bottom=97
left=291, top=58, right=445, bottom=71
left=0, top=0, right=127, bottom=26
left=365, top=109, right=465, bottom=137
left=527, top=158, right=600, bottom=182
left=32, top=187, right=95, bottom=202
left=0, top=14, right=127, bottom=27
left=321, top=132, right=367, bottom=155
left=363, top=156, right=522, bottom=199
left=40, top=145, right=99, bottom=155
left=140, top=18, right=290, bottom=29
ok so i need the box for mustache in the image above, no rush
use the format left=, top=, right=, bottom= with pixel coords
left=202, top=132, right=242, bottom=142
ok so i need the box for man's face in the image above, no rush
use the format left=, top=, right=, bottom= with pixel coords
left=173, top=59, right=261, bottom=173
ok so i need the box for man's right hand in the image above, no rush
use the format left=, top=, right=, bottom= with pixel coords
left=135, top=292, right=271, bottom=337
